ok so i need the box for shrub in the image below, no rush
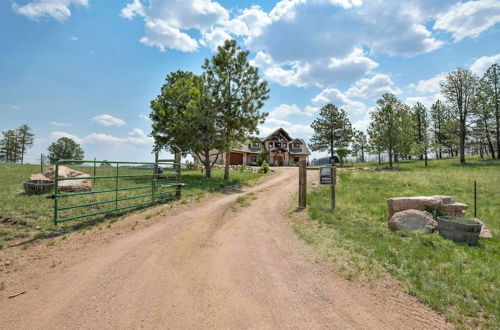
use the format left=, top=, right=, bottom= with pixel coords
left=260, top=160, right=269, bottom=174
left=239, top=164, right=246, bottom=172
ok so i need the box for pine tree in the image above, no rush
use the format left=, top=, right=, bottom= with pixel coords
left=368, top=94, right=413, bottom=168
left=351, top=130, right=368, bottom=162
left=17, top=124, right=34, bottom=164
left=481, top=63, right=499, bottom=157
left=203, top=39, right=269, bottom=181
left=150, top=71, right=224, bottom=178
left=309, top=104, right=353, bottom=164
left=440, top=68, right=478, bottom=164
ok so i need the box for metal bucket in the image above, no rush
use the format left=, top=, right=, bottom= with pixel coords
left=23, top=180, right=54, bottom=195
left=437, top=216, right=482, bottom=245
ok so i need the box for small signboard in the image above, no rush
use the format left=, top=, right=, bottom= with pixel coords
left=319, top=166, right=336, bottom=185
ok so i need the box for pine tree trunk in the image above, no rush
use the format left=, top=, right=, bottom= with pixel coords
left=224, top=149, right=230, bottom=181
left=459, top=121, right=466, bottom=164
left=204, top=149, right=212, bottom=179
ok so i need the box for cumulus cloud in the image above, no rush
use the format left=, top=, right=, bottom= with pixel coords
left=311, top=88, right=366, bottom=115
left=92, top=114, right=126, bottom=127
left=470, top=53, right=500, bottom=75
left=346, top=73, right=401, bottom=99
left=434, top=0, right=500, bottom=41
left=120, top=0, right=228, bottom=52
left=259, top=118, right=314, bottom=139
left=412, top=73, right=447, bottom=94
left=267, top=103, right=320, bottom=120
left=50, top=128, right=153, bottom=145
left=405, top=94, right=442, bottom=108
left=12, top=0, right=88, bottom=21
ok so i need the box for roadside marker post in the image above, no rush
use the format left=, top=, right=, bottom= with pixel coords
left=298, top=160, right=307, bottom=209
left=319, top=164, right=336, bottom=210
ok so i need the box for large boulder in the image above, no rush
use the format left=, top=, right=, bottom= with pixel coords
left=387, top=196, right=440, bottom=216
left=43, top=166, right=92, bottom=192
left=29, top=173, right=51, bottom=181
left=387, top=195, right=468, bottom=217
left=388, top=209, right=437, bottom=233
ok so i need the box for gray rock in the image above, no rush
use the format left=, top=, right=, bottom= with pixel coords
left=388, top=209, right=437, bottom=233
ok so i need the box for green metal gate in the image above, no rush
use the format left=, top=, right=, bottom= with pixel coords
left=50, top=159, right=185, bottom=224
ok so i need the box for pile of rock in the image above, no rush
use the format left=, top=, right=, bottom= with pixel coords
left=28, top=165, right=92, bottom=192
left=338, top=167, right=379, bottom=172
left=386, top=195, right=468, bottom=233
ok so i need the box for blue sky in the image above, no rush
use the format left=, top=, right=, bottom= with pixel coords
left=1, top=0, right=500, bottom=163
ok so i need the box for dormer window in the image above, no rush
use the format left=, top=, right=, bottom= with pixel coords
left=293, top=142, right=301, bottom=149
left=275, top=142, right=281, bottom=148
left=252, top=141, right=260, bottom=148
left=269, top=142, right=273, bottom=147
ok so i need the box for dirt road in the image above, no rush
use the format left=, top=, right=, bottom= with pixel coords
left=0, top=168, right=449, bottom=329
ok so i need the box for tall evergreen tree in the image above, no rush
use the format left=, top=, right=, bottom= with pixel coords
left=482, top=63, right=499, bottom=156
left=17, top=124, right=34, bottom=164
left=351, top=129, right=368, bottom=162
left=203, top=39, right=269, bottom=181
left=309, top=104, right=353, bottom=164
left=150, top=71, right=224, bottom=178
left=368, top=93, right=412, bottom=168
left=0, top=129, right=22, bottom=163
left=411, top=103, right=431, bottom=166
left=440, top=68, right=478, bottom=164
left=473, top=78, right=496, bottom=158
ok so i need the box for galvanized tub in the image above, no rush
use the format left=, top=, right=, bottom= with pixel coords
left=23, top=180, right=54, bottom=195
left=437, top=216, right=482, bottom=245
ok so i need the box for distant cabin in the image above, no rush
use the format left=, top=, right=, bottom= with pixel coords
left=194, top=128, right=311, bottom=166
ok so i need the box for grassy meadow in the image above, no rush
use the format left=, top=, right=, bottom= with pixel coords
left=294, top=157, right=499, bottom=328
left=0, top=162, right=264, bottom=244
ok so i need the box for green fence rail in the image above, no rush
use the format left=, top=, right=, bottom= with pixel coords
left=49, top=159, right=185, bottom=224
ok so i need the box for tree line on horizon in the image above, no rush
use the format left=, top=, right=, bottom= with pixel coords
left=311, top=63, right=499, bottom=168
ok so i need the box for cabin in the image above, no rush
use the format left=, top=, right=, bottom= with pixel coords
left=195, top=128, right=311, bottom=166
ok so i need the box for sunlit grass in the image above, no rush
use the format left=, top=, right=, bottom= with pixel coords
left=296, top=157, right=499, bottom=328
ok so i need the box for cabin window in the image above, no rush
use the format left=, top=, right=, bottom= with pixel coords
left=252, top=141, right=260, bottom=148
left=293, top=142, right=301, bottom=149
left=275, top=142, right=281, bottom=148
left=250, top=155, right=257, bottom=162
left=269, top=142, right=273, bottom=147
left=294, top=157, right=300, bottom=163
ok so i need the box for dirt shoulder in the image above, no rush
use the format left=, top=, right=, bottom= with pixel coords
left=0, top=167, right=450, bottom=329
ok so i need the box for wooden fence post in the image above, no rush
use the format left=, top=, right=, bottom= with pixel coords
left=175, top=153, right=181, bottom=198
left=298, top=160, right=307, bottom=209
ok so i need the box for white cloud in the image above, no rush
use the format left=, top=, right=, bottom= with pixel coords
left=120, top=0, right=228, bottom=52
left=412, top=73, right=446, bottom=94
left=139, top=114, right=150, bottom=121
left=92, top=114, right=126, bottom=127
left=311, top=88, right=367, bottom=115
left=50, top=128, right=153, bottom=145
left=10, top=105, right=21, bottom=110
left=259, top=118, right=314, bottom=139
left=434, top=0, right=500, bottom=41
left=267, top=103, right=319, bottom=120
left=69, top=36, right=78, bottom=41
left=470, top=53, right=500, bottom=75
left=12, top=0, right=88, bottom=21
left=346, top=73, right=401, bottom=99
left=405, top=94, right=442, bottom=108
left=50, top=121, right=71, bottom=127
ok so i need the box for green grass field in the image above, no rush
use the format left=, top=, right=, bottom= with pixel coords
left=0, top=163, right=264, bottom=244
left=295, top=157, right=499, bottom=328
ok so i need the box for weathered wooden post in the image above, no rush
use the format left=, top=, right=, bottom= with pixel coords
left=175, top=153, right=181, bottom=198
left=298, top=160, right=307, bottom=209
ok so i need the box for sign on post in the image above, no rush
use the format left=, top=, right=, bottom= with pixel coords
left=319, top=166, right=336, bottom=210
left=319, top=166, right=336, bottom=185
